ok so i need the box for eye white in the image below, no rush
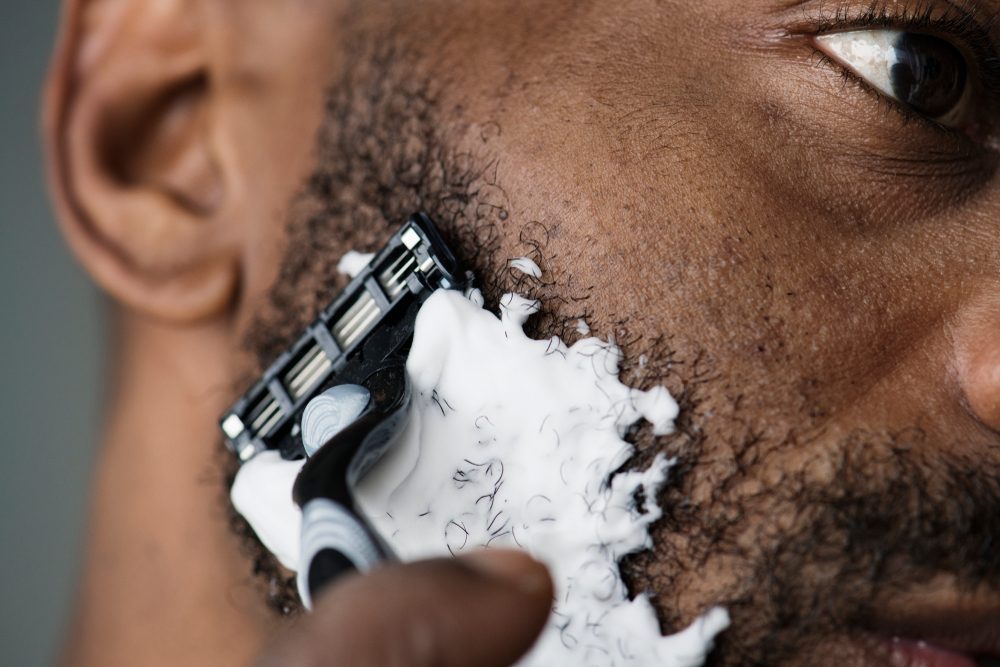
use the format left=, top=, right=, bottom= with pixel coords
left=816, top=29, right=909, bottom=103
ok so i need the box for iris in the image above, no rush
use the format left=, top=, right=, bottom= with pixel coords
left=891, top=32, right=967, bottom=119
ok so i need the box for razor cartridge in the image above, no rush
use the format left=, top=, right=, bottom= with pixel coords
left=219, top=213, right=467, bottom=463
left=219, top=213, right=469, bottom=606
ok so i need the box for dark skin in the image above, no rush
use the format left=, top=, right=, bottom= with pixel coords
left=45, top=0, right=1000, bottom=666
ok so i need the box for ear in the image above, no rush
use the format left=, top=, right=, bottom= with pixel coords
left=44, top=0, right=238, bottom=322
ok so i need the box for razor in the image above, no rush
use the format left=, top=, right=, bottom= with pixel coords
left=219, top=213, right=469, bottom=608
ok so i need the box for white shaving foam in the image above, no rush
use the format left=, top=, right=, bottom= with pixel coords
left=231, top=277, right=728, bottom=666
left=510, top=256, right=543, bottom=279
left=336, top=250, right=375, bottom=279
left=231, top=450, right=303, bottom=570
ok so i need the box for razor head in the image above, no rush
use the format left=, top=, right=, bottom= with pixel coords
left=220, top=213, right=467, bottom=463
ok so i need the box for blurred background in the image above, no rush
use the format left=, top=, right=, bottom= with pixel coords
left=0, top=3, right=105, bottom=665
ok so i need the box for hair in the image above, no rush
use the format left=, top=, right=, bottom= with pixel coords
left=229, top=26, right=1000, bottom=666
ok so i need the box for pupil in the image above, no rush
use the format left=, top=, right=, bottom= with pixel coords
left=890, top=32, right=967, bottom=119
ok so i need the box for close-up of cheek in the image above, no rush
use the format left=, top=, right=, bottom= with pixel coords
left=230, top=3, right=1000, bottom=663
left=232, top=253, right=731, bottom=665
left=228, top=205, right=733, bottom=663
left=23, top=2, right=1000, bottom=667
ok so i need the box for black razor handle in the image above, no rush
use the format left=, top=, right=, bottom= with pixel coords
left=293, top=364, right=411, bottom=608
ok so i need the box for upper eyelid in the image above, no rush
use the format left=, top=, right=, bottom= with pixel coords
left=800, top=5, right=1000, bottom=127
left=804, top=1, right=1000, bottom=82
left=782, top=0, right=1000, bottom=55
left=803, top=0, right=1000, bottom=35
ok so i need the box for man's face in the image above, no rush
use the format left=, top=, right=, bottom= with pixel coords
left=217, top=0, right=1000, bottom=664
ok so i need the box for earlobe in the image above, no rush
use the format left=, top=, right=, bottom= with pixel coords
left=45, top=0, right=238, bottom=322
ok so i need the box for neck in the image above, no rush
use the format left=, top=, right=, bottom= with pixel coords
left=61, top=307, right=277, bottom=667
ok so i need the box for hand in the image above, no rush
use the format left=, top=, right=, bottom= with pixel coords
left=252, top=550, right=553, bottom=667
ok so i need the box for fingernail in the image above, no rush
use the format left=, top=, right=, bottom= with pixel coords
left=461, top=549, right=551, bottom=595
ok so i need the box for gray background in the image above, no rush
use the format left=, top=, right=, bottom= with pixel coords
left=0, top=3, right=105, bottom=665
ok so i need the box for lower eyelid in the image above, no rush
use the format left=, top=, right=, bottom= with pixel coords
left=817, top=46, right=990, bottom=144
left=805, top=48, right=996, bottom=186
left=807, top=32, right=990, bottom=142
left=809, top=43, right=933, bottom=128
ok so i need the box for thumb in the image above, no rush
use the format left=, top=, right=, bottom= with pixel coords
left=254, top=549, right=553, bottom=667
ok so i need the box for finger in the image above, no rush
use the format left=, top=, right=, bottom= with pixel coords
left=253, top=549, right=553, bottom=667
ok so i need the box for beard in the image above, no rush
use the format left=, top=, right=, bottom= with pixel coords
left=233, top=30, right=1000, bottom=667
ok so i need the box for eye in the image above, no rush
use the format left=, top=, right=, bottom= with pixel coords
left=816, top=29, right=971, bottom=127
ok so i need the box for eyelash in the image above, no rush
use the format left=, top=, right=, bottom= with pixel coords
left=811, top=1, right=1000, bottom=134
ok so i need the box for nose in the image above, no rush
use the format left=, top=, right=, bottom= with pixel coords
left=955, top=296, right=1000, bottom=433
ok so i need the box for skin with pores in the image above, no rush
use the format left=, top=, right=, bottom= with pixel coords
left=44, top=1, right=1000, bottom=667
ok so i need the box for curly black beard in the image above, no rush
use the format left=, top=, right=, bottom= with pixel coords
left=229, top=29, right=1000, bottom=667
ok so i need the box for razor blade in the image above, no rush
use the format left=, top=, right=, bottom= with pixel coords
left=220, top=213, right=468, bottom=464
